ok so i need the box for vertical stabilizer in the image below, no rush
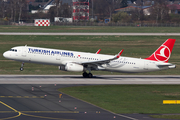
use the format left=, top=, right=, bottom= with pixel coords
left=145, top=39, right=176, bottom=63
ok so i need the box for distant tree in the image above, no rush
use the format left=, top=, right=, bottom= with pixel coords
left=169, top=0, right=175, bottom=2
left=29, top=4, right=40, bottom=12
left=54, top=0, right=62, bottom=17
left=0, top=0, right=6, bottom=19
left=105, top=0, right=123, bottom=22
left=93, top=0, right=108, bottom=20
left=48, top=2, right=72, bottom=22
left=61, top=3, right=72, bottom=18
left=120, top=0, right=128, bottom=8
left=35, top=0, right=43, bottom=2
left=170, top=14, right=180, bottom=23
left=112, top=12, right=131, bottom=23
left=130, top=0, right=144, bottom=22
left=9, top=0, right=15, bottom=21
left=150, top=0, right=169, bottom=23
left=0, top=0, right=29, bottom=22
left=78, top=0, right=86, bottom=2
left=90, top=0, right=125, bottom=21
left=13, top=0, right=19, bottom=22
left=17, top=0, right=26, bottom=22
left=131, top=7, right=141, bottom=21
left=131, top=0, right=136, bottom=3
left=49, top=6, right=57, bottom=21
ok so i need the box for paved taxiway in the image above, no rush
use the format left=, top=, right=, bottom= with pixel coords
left=1, top=32, right=180, bottom=36
left=0, top=84, right=131, bottom=120
left=0, top=75, right=180, bottom=84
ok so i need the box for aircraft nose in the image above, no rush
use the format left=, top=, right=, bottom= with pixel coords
left=3, top=51, right=8, bottom=58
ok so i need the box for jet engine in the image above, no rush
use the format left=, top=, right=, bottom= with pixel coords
left=65, top=63, right=84, bottom=72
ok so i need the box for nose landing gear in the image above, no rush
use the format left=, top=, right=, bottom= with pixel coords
left=20, top=62, right=24, bottom=71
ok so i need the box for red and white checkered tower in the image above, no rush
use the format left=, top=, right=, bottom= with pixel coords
left=72, top=0, right=89, bottom=21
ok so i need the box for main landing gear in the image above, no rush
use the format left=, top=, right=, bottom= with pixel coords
left=20, top=62, right=24, bottom=71
left=82, top=72, right=93, bottom=78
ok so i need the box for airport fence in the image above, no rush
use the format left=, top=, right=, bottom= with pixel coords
left=0, top=21, right=10, bottom=25
left=54, top=22, right=180, bottom=27
left=1, top=21, right=180, bottom=27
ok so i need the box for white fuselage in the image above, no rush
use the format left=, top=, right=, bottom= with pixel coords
left=3, top=46, right=175, bottom=73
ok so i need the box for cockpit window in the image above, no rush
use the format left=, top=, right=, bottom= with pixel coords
left=9, top=49, right=17, bottom=52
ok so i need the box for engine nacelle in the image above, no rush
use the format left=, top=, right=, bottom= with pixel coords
left=65, top=63, right=84, bottom=72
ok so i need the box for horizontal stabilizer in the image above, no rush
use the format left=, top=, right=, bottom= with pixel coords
left=156, top=63, right=176, bottom=69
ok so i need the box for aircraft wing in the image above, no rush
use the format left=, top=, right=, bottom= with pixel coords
left=76, top=49, right=124, bottom=66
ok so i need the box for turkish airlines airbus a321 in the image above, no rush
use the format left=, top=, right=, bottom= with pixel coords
left=3, top=39, right=176, bottom=78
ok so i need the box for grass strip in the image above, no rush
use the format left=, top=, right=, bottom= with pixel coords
left=151, top=115, right=180, bottom=119
left=1, top=26, right=180, bottom=33
left=59, top=85, right=180, bottom=114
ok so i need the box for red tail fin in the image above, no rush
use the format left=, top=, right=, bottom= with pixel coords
left=145, top=39, right=176, bottom=63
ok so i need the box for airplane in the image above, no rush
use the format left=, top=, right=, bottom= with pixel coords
left=3, top=39, right=176, bottom=78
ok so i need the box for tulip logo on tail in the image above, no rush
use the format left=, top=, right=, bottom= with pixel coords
left=154, top=45, right=171, bottom=62
left=145, top=39, right=176, bottom=63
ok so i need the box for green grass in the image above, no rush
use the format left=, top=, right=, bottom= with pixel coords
left=59, top=85, right=180, bottom=114
left=1, top=25, right=180, bottom=33
left=0, top=35, right=180, bottom=75
left=151, top=115, right=180, bottom=119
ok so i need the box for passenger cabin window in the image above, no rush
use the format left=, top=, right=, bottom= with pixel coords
left=10, top=49, right=17, bottom=52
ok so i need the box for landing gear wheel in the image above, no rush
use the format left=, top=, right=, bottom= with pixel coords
left=88, top=73, right=93, bottom=78
left=20, top=62, right=24, bottom=71
left=83, top=72, right=93, bottom=78
left=20, top=67, right=24, bottom=71
left=83, top=72, right=88, bottom=78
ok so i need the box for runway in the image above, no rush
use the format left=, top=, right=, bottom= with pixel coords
left=1, top=32, right=180, bottom=36
left=0, top=75, right=180, bottom=84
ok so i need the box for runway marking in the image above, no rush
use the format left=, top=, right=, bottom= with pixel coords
left=0, top=101, right=74, bottom=120
left=0, top=96, right=44, bottom=98
left=0, top=111, right=14, bottom=113
left=21, top=113, right=74, bottom=120
left=0, top=101, right=21, bottom=120
left=21, top=111, right=79, bottom=113
left=0, top=111, right=79, bottom=114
